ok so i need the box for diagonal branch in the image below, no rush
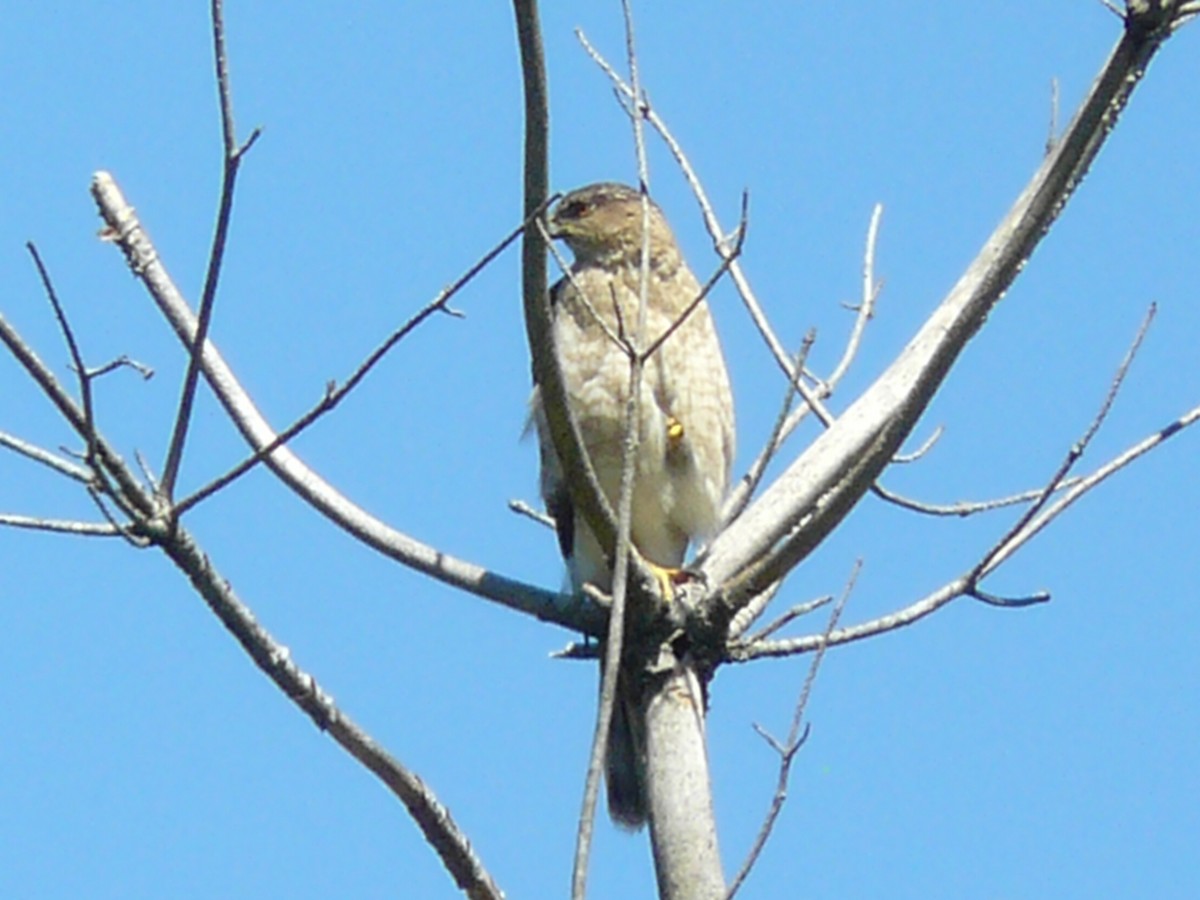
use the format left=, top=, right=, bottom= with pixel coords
left=90, top=170, right=601, bottom=638
left=700, top=9, right=1191, bottom=620
left=172, top=203, right=545, bottom=517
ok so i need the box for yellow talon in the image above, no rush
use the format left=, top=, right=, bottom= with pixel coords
left=646, top=559, right=683, bottom=602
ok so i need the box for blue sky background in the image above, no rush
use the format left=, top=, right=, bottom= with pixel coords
left=2, top=4, right=1198, bottom=898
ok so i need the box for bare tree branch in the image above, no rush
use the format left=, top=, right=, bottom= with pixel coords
left=90, top=170, right=601, bottom=639
left=172, top=204, right=544, bottom=518
left=743, top=593, right=834, bottom=644
left=0, top=514, right=121, bottom=536
left=728, top=311, right=1199, bottom=665
left=720, top=203, right=883, bottom=525
left=159, top=0, right=262, bottom=501
left=701, top=9, right=1191, bottom=621
left=0, top=430, right=93, bottom=484
left=575, top=29, right=799, bottom=389
left=718, top=332, right=814, bottom=530
left=873, top=475, right=1087, bottom=518
left=725, top=563, right=856, bottom=899
left=574, top=2, right=657, bottom=891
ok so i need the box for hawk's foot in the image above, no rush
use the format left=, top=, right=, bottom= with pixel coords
left=643, top=558, right=692, bottom=602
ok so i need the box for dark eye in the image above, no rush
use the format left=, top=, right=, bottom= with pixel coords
left=561, top=198, right=590, bottom=219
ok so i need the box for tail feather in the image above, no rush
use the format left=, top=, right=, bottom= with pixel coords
left=605, top=687, right=647, bottom=829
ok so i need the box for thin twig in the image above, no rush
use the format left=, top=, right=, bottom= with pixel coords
left=0, top=514, right=122, bottom=536
left=720, top=332, right=815, bottom=528
left=1045, top=77, right=1061, bottom=156
left=539, top=217, right=626, bottom=349
left=173, top=204, right=546, bottom=517
left=508, top=498, right=554, bottom=529
left=973, top=303, right=1155, bottom=579
left=639, top=192, right=748, bottom=362
left=573, top=2, right=655, bottom=892
left=873, top=474, right=1085, bottom=518
left=84, top=355, right=155, bottom=380
left=0, top=430, right=93, bottom=484
left=725, top=563, right=857, bottom=899
left=890, top=425, right=943, bottom=464
left=159, top=0, right=262, bottom=500
left=744, top=594, right=835, bottom=643
left=25, top=244, right=102, bottom=478
left=725, top=579, right=786, bottom=641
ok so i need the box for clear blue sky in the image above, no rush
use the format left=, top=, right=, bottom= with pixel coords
left=2, top=4, right=1198, bottom=898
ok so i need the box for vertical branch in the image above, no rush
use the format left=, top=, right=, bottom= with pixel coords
left=159, top=0, right=261, bottom=499
left=574, top=0, right=659, bottom=888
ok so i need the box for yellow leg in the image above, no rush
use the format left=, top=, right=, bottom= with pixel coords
left=643, top=557, right=683, bottom=602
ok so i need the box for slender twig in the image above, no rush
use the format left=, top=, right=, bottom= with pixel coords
left=1045, top=77, right=1061, bottom=156
left=0, top=430, right=93, bottom=484
left=725, top=563, right=857, bottom=899
left=873, top=474, right=1085, bottom=518
left=890, top=425, right=943, bottom=464
left=508, top=498, right=554, bottom=529
left=744, top=594, right=835, bottom=643
left=573, top=2, right=655, bottom=892
left=0, top=514, right=121, bottom=536
left=173, top=204, right=545, bottom=517
left=726, top=580, right=786, bottom=641
left=639, top=192, right=748, bottom=362
left=825, top=203, right=884, bottom=390
left=540, top=217, right=626, bottom=350
left=25, top=244, right=103, bottom=477
left=720, top=332, right=815, bottom=528
left=159, top=0, right=262, bottom=500
left=85, top=355, right=155, bottom=380
left=972, top=303, right=1155, bottom=580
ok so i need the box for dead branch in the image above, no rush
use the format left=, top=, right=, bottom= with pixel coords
left=701, top=7, right=1192, bottom=623
left=724, top=563, right=856, bottom=899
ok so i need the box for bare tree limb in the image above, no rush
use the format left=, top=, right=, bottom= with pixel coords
left=728, top=314, right=1199, bottom=665
left=873, top=475, right=1086, bottom=518
left=743, top=594, right=834, bottom=644
left=172, top=205, right=543, bottom=518
left=720, top=203, right=883, bottom=525
left=0, top=514, right=121, bottom=536
left=0, top=430, right=93, bottom=484
left=724, top=563, right=856, bottom=899
left=159, top=0, right=262, bottom=501
left=701, top=8, right=1192, bottom=621
left=718, top=332, right=814, bottom=530
left=575, top=29, right=800, bottom=389
left=90, top=170, right=601, bottom=638
left=574, top=2, right=658, bottom=891
left=512, top=0, right=629, bottom=651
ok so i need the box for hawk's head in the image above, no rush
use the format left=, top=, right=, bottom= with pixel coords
left=547, top=182, right=676, bottom=269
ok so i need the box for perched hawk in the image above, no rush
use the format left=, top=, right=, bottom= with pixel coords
left=531, top=182, right=736, bottom=828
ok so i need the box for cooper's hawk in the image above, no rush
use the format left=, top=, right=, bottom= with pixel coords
left=531, top=182, right=736, bottom=828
